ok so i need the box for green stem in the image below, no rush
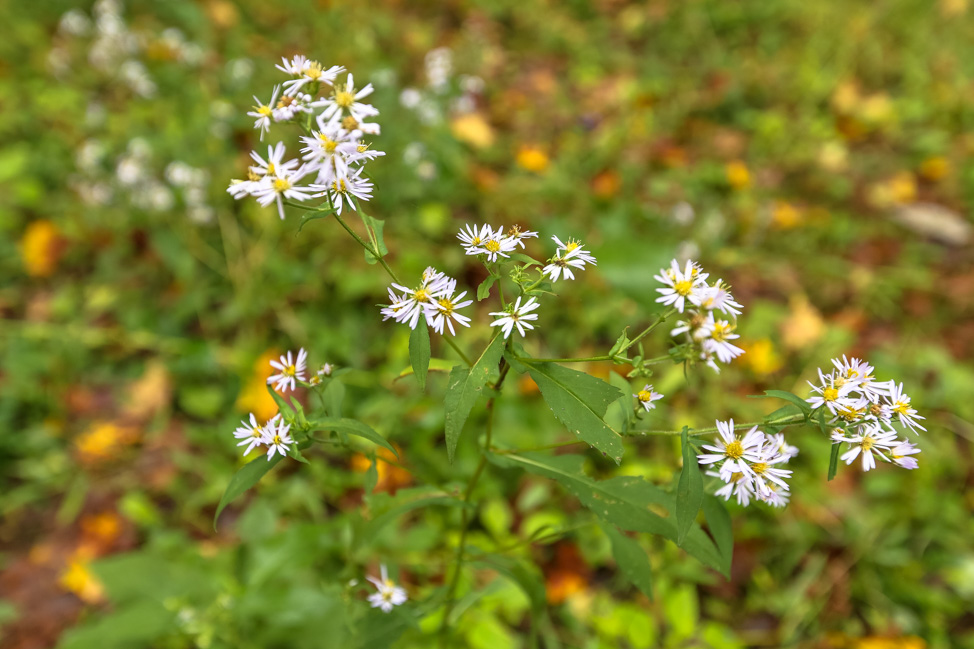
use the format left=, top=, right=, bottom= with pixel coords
left=330, top=211, right=400, bottom=283
left=623, top=308, right=676, bottom=352
left=443, top=336, right=473, bottom=367
left=626, top=413, right=807, bottom=438
left=440, top=355, right=510, bottom=646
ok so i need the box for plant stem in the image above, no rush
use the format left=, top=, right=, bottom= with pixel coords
left=625, top=413, right=807, bottom=438
left=331, top=211, right=400, bottom=283
left=443, top=336, right=473, bottom=367
left=439, top=355, right=510, bottom=646
left=622, top=308, right=675, bottom=351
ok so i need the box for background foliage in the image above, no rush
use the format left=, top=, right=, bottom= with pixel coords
left=2, top=0, right=973, bottom=647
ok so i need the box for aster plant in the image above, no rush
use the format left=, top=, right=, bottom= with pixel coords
left=217, top=54, right=926, bottom=646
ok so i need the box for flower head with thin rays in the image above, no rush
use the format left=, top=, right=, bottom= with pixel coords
left=832, top=424, right=899, bottom=472
left=366, top=564, right=408, bottom=613
left=429, top=280, right=473, bottom=336
left=655, top=259, right=709, bottom=313
left=316, top=73, right=380, bottom=123
left=313, top=170, right=373, bottom=215
left=261, top=418, right=293, bottom=460
left=697, top=420, right=765, bottom=467
left=806, top=367, right=864, bottom=416
left=633, top=385, right=663, bottom=412
left=253, top=166, right=315, bottom=219
left=890, top=440, right=921, bottom=469
left=457, top=223, right=493, bottom=253
left=384, top=268, right=453, bottom=330
left=268, top=348, right=308, bottom=393
left=465, top=225, right=518, bottom=262
left=278, top=57, right=344, bottom=95
left=233, top=413, right=281, bottom=457
left=506, top=225, right=539, bottom=249
left=696, top=280, right=743, bottom=316
left=247, top=85, right=280, bottom=140
left=701, top=317, right=744, bottom=364
left=489, top=296, right=540, bottom=339
left=543, top=236, right=597, bottom=283
left=884, top=382, right=926, bottom=434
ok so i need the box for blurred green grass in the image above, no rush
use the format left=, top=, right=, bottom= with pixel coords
left=1, top=0, right=973, bottom=648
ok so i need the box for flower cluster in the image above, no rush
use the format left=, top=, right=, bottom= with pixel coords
left=457, top=223, right=538, bottom=261
left=657, top=259, right=744, bottom=373
left=698, top=420, right=799, bottom=508
left=232, top=414, right=294, bottom=461
left=381, top=267, right=473, bottom=335
left=227, top=56, right=383, bottom=219
left=807, top=356, right=923, bottom=471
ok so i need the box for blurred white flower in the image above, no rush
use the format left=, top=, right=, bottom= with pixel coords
left=268, top=348, right=308, bottom=393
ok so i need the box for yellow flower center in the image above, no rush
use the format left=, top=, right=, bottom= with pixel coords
left=335, top=90, right=355, bottom=108
left=319, top=134, right=338, bottom=153
left=636, top=390, right=654, bottom=402
left=332, top=178, right=348, bottom=193
left=751, top=462, right=769, bottom=475
left=305, top=61, right=323, bottom=80
left=836, top=407, right=861, bottom=421
left=272, top=435, right=282, bottom=445
left=342, top=116, right=359, bottom=130
left=257, top=105, right=272, bottom=117
left=438, top=297, right=455, bottom=314
left=861, top=437, right=874, bottom=451
left=273, top=177, right=291, bottom=192
left=357, top=144, right=369, bottom=153
left=413, top=288, right=430, bottom=302
left=724, top=440, right=744, bottom=459
left=266, top=162, right=276, bottom=175
left=276, top=95, right=295, bottom=109
left=283, top=364, right=296, bottom=377
left=565, top=240, right=580, bottom=252
left=712, top=321, right=730, bottom=342
left=893, top=400, right=910, bottom=415
left=485, top=240, right=501, bottom=253
left=822, top=387, right=839, bottom=402
left=251, top=425, right=262, bottom=439
left=470, top=236, right=481, bottom=245
left=674, top=280, right=693, bottom=296
left=730, top=472, right=744, bottom=483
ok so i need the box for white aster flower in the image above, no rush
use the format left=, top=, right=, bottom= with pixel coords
left=633, top=385, right=664, bottom=412
left=551, top=236, right=597, bottom=266
left=457, top=223, right=493, bottom=253
left=697, top=420, right=765, bottom=466
left=889, top=440, right=921, bottom=469
left=831, top=355, right=890, bottom=402
left=806, top=368, right=864, bottom=415
left=280, top=58, right=344, bottom=95
left=429, top=283, right=473, bottom=336
left=247, top=86, right=280, bottom=140
left=834, top=424, right=899, bottom=472
left=261, top=418, right=294, bottom=460
left=233, top=413, right=280, bottom=457
left=489, top=296, right=540, bottom=339
left=756, top=482, right=790, bottom=508
left=700, top=318, right=745, bottom=364
left=697, top=280, right=743, bottom=316
left=506, top=225, right=539, bottom=249
left=467, top=225, right=519, bottom=262
left=366, top=565, right=408, bottom=613
left=654, top=259, right=710, bottom=313
left=386, top=270, right=452, bottom=330
left=249, top=142, right=299, bottom=178
left=252, top=166, right=315, bottom=219
left=313, top=170, right=373, bottom=215
left=227, top=177, right=266, bottom=199
left=316, top=73, right=379, bottom=123
left=318, top=363, right=335, bottom=377
left=763, top=432, right=799, bottom=461
left=710, top=469, right=755, bottom=507
left=543, top=237, right=597, bottom=282
left=275, top=55, right=309, bottom=76
left=734, top=451, right=793, bottom=497
left=271, top=91, right=314, bottom=122
left=884, top=382, right=926, bottom=434
left=268, top=348, right=308, bottom=393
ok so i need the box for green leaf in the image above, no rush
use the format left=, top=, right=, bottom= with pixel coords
left=409, top=324, right=431, bottom=390
left=364, top=452, right=379, bottom=493
left=444, top=334, right=506, bottom=462
left=748, top=390, right=811, bottom=417
left=509, top=252, right=541, bottom=267
left=362, top=213, right=387, bottom=263
left=265, top=383, right=293, bottom=417
left=324, top=378, right=345, bottom=418
left=360, top=486, right=468, bottom=542
left=474, top=555, right=547, bottom=622
left=607, top=371, right=633, bottom=435
left=607, top=328, right=631, bottom=358
left=521, top=361, right=625, bottom=463
left=296, top=209, right=335, bottom=234
left=477, top=274, right=500, bottom=301
left=311, top=418, right=398, bottom=457
left=701, top=495, right=733, bottom=576
left=397, top=358, right=456, bottom=379
left=214, top=454, right=284, bottom=529
left=676, top=427, right=703, bottom=545
left=486, top=452, right=726, bottom=575
left=828, top=442, right=841, bottom=481
left=600, top=521, right=653, bottom=600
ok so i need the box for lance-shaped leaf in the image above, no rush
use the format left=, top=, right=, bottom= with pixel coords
left=828, top=442, right=841, bottom=481
left=362, top=213, right=387, bottom=264
left=701, top=495, right=733, bottom=576
left=521, top=361, right=625, bottom=463
left=409, top=324, right=431, bottom=390
left=748, top=389, right=811, bottom=419
left=443, top=334, right=506, bottom=462
left=310, top=418, right=398, bottom=457
left=676, top=426, right=703, bottom=545
left=599, top=521, right=654, bottom=600
left=477, top=275, right=500, bottom=301
left=486, top=452, right=726, bottom=575
left=214, top=454, right=283, bottom=529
